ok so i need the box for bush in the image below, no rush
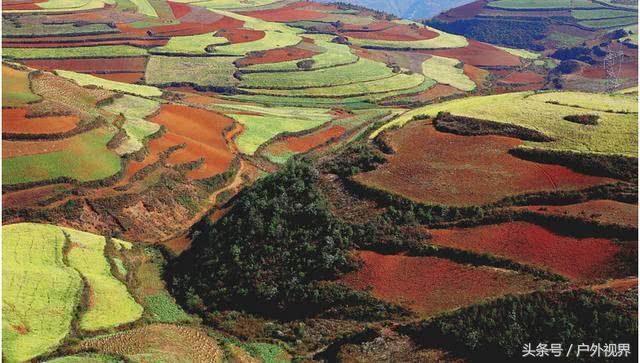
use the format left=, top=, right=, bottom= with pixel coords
left=564, top=114, right=599, bottom=125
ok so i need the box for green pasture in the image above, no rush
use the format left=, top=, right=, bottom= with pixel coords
left=372, top=91, right=638, bottom=156
left=3, top=223, right=83, bottom=363
left=102, top=95, right=161, bottom=155
left=63, top=227, right=143, bottom=331
left=4, top=46, right=147, bottom=59
left=571, top=8, right=635, bottom=19
left=151, top=32, right=229, bottom=55
left=145, top=56, right=239, bottom=87
left=422, top=56, right=475, bottom=92
left=488, top=0, right=599, bottom=9
left=45, top=353, right=123, bottom=363
left=496, top=46, right=540, bottom=59
left=243, top=72, right=425, bottom=97
left=240, top=57, right=394, bottom=89
left=578, top=17, right=637, bottom=28
left=3, top=20, right=116, bottom=37
left=3, top=128, right=122, bottom=185
left=56, top=70, right=162, bottom=97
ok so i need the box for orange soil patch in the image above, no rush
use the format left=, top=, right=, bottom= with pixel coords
left=217, top=28, right=265, bottom=44
left=343, top=25, right=438, bottom=42
left=271, top=125, right=345, bottom=154
left=11, top=325, right=29, bottom=335
left=94, top=72, right=144, bottom=83
left=339, top=250, right=546, bottom=317
left=3, top=0, right=44, bottom=10
left=513, top=200, right=638, bottom=228
left=150, top=104, right=234, bottom=180
left=463, top=64, right=488, bottom=89
left=243, top=2, right=328, bottom=22
left=422, top=40, right=521, bottom=67
left=162, top=233, right=193, bottom=255
left=499, top=71, right=545, bottom=85
left=3, top=183, right=71, bottom=208
left=23, top=57, right=147, bottom=73
left=581, top=61, right=637, bottom=80
left=355, top=122, right=613, bottom=206
left=427, top=222, right=623, bottom=281
left=3, top=138, right=72, bottom=159
left=3, top=108, right=79, bottom=135
left=168, top=1, right=191, bottom=18
left=236, top=45, right=318, bottom=67
left=75, top=324, right=223, bottom=362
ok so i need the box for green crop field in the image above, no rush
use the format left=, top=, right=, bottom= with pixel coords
left=578, top=17, right=637, bottom=29
left=240, top=57, right=394, bottom=89
left=204, top=11, right=302, bottom=56
left=488, top=0, right=599, bottom=9
left=4, top=45, right=147, bottom=59
left=422, top=56, right=476, bottom=92
left=3, top=223, right=83, bottom=363
left=145, top=55, right=240, bottom=87
left=242, top=34, right=359, bottom=72
left=144, top=293, right=192, bottom=323
left=229, top=112, right=331, bottom=155
left=3, top=20, right=116, bottom=37
left=496, top=46, right=540, bottom=59
left=56, top=70, right=162, bottom=97
left=3, top=128, right=122, bottom=185
left=63, top=228, right=143, bottom=331
left=102, top=95, right=161, bottom=155
left=3, top=64, right=42, bottom=107
left=348, top=25, right=468, bottom=50
left=130, top=0, right=157, bottom=16
left=151, top=32, right=229, bottom=55
left=243, top=343, right=291, bottom=363
left=571, top=8, right=635, bottom=19
left=372, top=91, right=638, bottom=156
left=244, top=72, right=425, bottom=97
left=5, top=0, right=107, bottom=12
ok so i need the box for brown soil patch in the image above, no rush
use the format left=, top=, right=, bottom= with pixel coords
left=150, top=104, right=235, bottom=179
left=75, top=324, right=223, bottom=363
left=3, top=108, right=79, bottom=135
left=11, top=324, right=29, bottom=335
left=355, top=122, right=613, bottom=206
left=427, top=222, right=623, bottom=281
left=3, top=137, right=72, bottom=158
left=422, top=40, right=521, bottom=67
left=339, top=250, right=546, bottom=317
left=3, top=183, right=72, bottom=208
left=343, top=24, right=438, bottom=42
left=269, top=125, right=346, bottom=155
left=513, top=200, right=638, bottom=228
left=438, top=0, right=487, bottom=20
left=236, top=45, right=318, bottom=67
left=243, top=2, right=328, bottom=22
left=463, top=63, right=489, bottom=89
left=499, top=71, right=545, bottom=85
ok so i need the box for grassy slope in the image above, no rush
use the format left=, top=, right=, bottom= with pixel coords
left=372, top=91, right=638, bottom=156
left=63, top=228, right=143, bottom=331
left=3, top=223, right=83, bottom=363
left=3, top=65, right=42, bottom=107
left=422, top=56, right=475, bottom=92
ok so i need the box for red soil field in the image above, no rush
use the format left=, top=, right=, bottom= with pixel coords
left=168, top=1, right=191, bottom=18
left=463, top=64, right=488, bottom=89
left=342, top=25, right=438, bottom=42
left=216, top=28, right=265, bottom=44
left=23, top=57, right=147, bottom=73
left=341, top=20, right=396, bottom=32
left=269, top=125, right=346, bottom=156
left=3, top=0, right=44, bottom=10
left=94, top=72, right=144, bottom=83
left=3, top=137, right=72, bottom=159
left=236, top=45, right=318, bottom=66
left=499, top=71, right=545, bottom=85
left=513, top=200, right=638, bottom=228
left=438, top=0, right=486, bottom=20
left=3, top=108, right=79, bottom=135
left=355, top=122, right=613, bottom=206
left=3, top=183, right=72, bottom=208
left=339, top=250, right=545, bottom=317
left=243, top=2, right=328, bottom=22
left=422, top=40, right=521, bottom=67
left=150, top=104, right=235, bottom=180
left=427, top=221, right=622, bottom=281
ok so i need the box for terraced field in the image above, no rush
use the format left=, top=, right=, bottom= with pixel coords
left=373, top=91, right=638, bottom=156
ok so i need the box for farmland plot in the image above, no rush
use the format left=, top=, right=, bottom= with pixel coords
left=145, top=56, right=240, bottom=87
left=56, top=70, right=162, bottom=97
left=421, top=55, right=475, bottom=91
left=3, top=64, right=42, bottom=107
left=3, top=223, right=83, bottom=363
left=63, top=228, right=143, bottom=331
